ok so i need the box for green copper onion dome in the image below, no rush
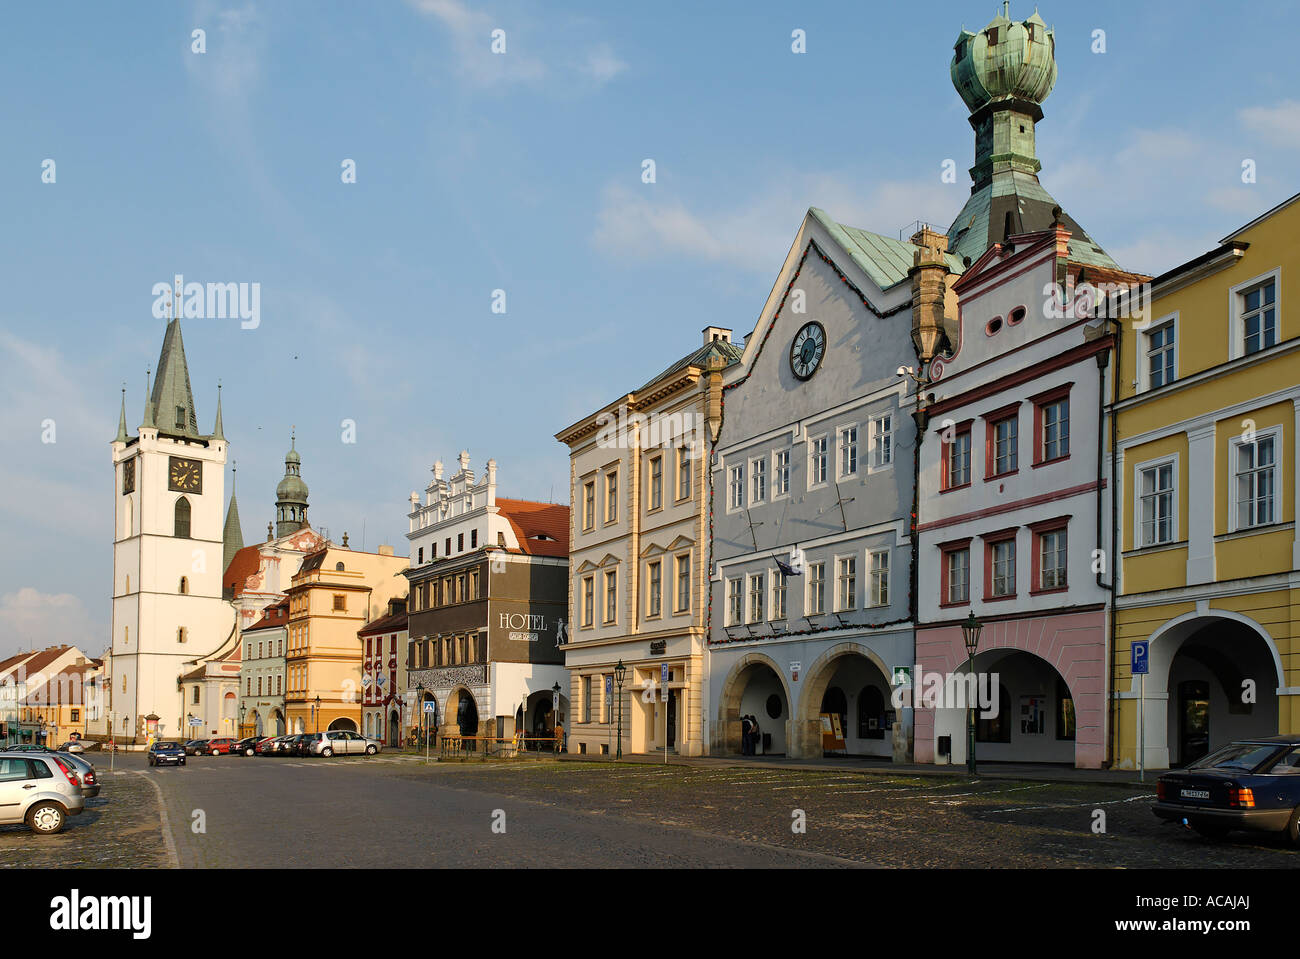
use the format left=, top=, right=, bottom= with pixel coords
left=951, top=6, right=1056, bottom=113
left=275, top=433, right=309, bottom=537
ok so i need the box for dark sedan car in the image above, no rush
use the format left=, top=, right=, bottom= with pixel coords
left=184, top=739, right=210, bottom=756
left=1153, top=736, right=1300, bottom=843
left=232, top=737, right=265, bottom=757
left=255, top=736, right=282, bottom=756
left=289, top=734, right=314, bottom=757
left=147, top=741, right=186, bottom=767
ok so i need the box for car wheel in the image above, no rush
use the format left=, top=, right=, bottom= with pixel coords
left=1192, top=822, right=1230, bottom=840
left=179, top=759, right=185, bottom=765
left=365, top=744, right=377, bottom=755
left=210, top=749, right=219, bottom=756
left=26, top=802, right=66, bottom=835
left=1284, top=806, right=1300, bottom=847
left=322, top=747, right=333, bottom=757
left=245, top=748, right=254, bottom=756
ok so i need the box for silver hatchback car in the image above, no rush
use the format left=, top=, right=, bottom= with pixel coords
left=307, top=730, right=382, bottom=757
left=0, top=752, right=86, bottom=835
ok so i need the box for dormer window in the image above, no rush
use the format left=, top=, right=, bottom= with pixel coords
left=175, top=407, right=185, bottom=429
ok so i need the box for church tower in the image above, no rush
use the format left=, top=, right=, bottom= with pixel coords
left=946, top=4, right=1117, bottom=269
left=274, top=434, right=310, bottom=537
left=109, top=318, right=236, bottom=742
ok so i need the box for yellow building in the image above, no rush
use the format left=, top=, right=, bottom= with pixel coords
left=285, top=542, right=408, bottom=735
left=1112, top=192, right=1300, bottom=769
left=20, top=659, right=101, bottom=746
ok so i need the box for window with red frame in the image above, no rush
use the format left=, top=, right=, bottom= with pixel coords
left=985, top=533, right=1017, bottom=599
left=1031, top=520, right=1069, bottom=593
left=1031, top=385, right=1071, bottom=465
left=941, top=422, right=973, bottom=490
left=984, top=406, right=1019, bottom=479
left=940, top=541, right=971, bottom=605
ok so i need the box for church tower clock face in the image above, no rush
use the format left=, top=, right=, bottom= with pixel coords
left=168, top=456, right=202, bottom=493
left=789, top=321, right=827, bottom=381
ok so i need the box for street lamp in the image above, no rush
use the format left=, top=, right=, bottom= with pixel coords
left=961, top=611, right=983, bottom=776
left=552, top=682, right=562, bottom=753
left=613, top=660, right=627, bottom=760
left=238, top=703, right=246, bottom=738
left=313, top=695, right=321, bottom=733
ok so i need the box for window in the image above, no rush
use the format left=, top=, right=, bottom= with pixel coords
left=445, top=537, right=451, bottom=555
left=1138, top=460, right=1176, bottom=546
left=748, top=573, right=765, bottom=623
left=581, top=576, right=594, bottom=627
left=676, top=447, right=692, bottom=500
left=727, top=578, right=743, bottom=626
left=276, top=676, right=281, bottom=695
left=1032, top=387, right=1071, bottom=464
left=583, top=482, right=595, bottom=531
left=257, top=677, right=263, bottom=696
left=70, top=709, right=80, bottom=723
left=1033, top=522, right=1068, bottom=592
left=771, top=569, right=787, bottom=620
left=177, top=627, right=187, bottom=643
left=1145, top=320, right=1176, bottom=389
left=869, top=414, right=892, bottom=469
left=807, top=562, right=826, bottom=615
left=457, top=533, right=464, bottom=552
left=942, top=544, right=970, bottom=605
left=751, top=458, right=767, bottom=503
left=179, top=576, right=189, bottom=594
left=192, top=686, right=200, bottom=704
left=674, top=553, right=691, bottom=613
left=836, top=557, right=857, bottom=611
left=332, top=594, right=346, bottom=612
left=417, top=547, right=424, bottom=564
left=868, top=549, right=889, bottom=607
left=1234, top=432, right=1277, bottom=530
left=943, top=424, right=972, bottom=489
left=647, top=454, right=660, bottom=509
left=471, top=529, right=477, bottom=549
left=174, top=497, right=191, bottom=538
left=986, top=411, right=1018, bottom=477
left=838, top=426, right=858, bottom=477
left=773, top=449, right=790, bottom=496
left=987, top=535, right=1017, bottom=598
left=647, top=560, right=662, bottom=617
left=728, top=464, right=744, bottom=510
left=809, top=435, right=829, bottom=486
left=175, top=406, right=185, bottom=429
left=1240, top=277, right=1277, bottom=355
left=605, top=470, right=618, bottom=523
left=603, top=569, right=618, bottom=623
left=582, top=676, right=592, bottom=724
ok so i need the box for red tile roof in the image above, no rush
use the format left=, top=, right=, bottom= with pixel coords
left=223, top=543, right=265, bottom=597
left=19, top=662, right=98, bottom=706
left=358, top=608, right=409, bottom=636
left=13, top=646, right=74, bottom=678
left=245, top=599, right=290, bottom=632
left=495, top=499, right=570, bottom=557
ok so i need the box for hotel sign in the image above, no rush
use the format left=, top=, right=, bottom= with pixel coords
left=498, top=611, right=547, bottom=642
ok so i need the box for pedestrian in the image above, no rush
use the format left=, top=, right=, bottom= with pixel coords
left=740, top=714, right=752, bottom=755
left=752, top=716, right=762, bottom=756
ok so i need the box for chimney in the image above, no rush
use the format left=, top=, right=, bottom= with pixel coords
left=908, top=227, right=952, bottom=364
left=705, top=353, right=725, bottom=443
left=378, top=545, right=394, bottom=556
left=702, top=326, right=732, bottom=346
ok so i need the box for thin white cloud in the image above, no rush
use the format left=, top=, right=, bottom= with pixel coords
left=0, top=588, right=101, bottom=661
left=1239, top=99, right=1300, bottom=149
left=407, top=0, right=546, bottom=88
left=579, top=43, right=627, bottom=85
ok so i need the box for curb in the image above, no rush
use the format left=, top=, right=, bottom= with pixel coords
left=130, top=770, right=181, bottom=869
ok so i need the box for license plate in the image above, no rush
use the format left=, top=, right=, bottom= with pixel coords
left=1180, top=788, right=1211, bottom=800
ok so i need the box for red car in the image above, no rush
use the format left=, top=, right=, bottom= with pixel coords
left=205, top=737, right=237, bottom=755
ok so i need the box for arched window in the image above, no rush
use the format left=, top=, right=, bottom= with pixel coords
left=125, top=575, right=130, bottom=594
left=335, top=562, right=345, bottom=571
left=174, top=497, right=191, bottom=538
left=179, top=576, right=189, bottom=594
left=177, top=627, right=187, bottom=644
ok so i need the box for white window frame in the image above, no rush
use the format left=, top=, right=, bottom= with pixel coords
left=1229, top=425, right=1282, bottom=533
left=727, top=463, right=745, bottom=512
left=867, top=548, right=890, bottom=608
left=603, top=568, right=619, bottom=624
left=1228, top=268, right=1281, bottom=360
left=647, top=455, right=663, bottom=511
left=646, top=559, right=662, bottom=618
left=837, top=425, right=858, bottom=478
left=676, top=446, right=692, bottom=501
left=726, top=577, right=743, bottom=626
left=806, top=561, right=826, bottom=616
left=808, top=433, right=829, bottom=489
left=770, top=568, right=787, bottom=621
left=674, top=552, right=691, bottom=613
left=1133, top=453, right=1180, bottom=548
left=581, top=575, right=595, bottom=628
left=772, top=448, right=791, bottom=499
left=604, top=469, right=618, bottom=525
left=750, top=456, right=767, bottom=504
left=945, top=546, right=970, bottom=605
left=868, top=413, right=893, bottom=472
left=1138, top=312, right=1178, bottom=393
left=582, top=481, right=596, bottom=531
left=747, top=572, right=765, bottom=624
left=834, top=554, right=857, bottom=612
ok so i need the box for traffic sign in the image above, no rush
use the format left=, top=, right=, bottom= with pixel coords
left=1131, top=640, right=1150, bottom=675
left=661, top=663, right=668, bottom=691
left=422, top=701, right=436, bottom=713
left=188, top=717, right=201, bottom=727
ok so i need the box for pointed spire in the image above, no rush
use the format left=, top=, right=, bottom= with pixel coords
left=222, top=461, right=244, bottom=578
left=150, top=318, right=199, bottom=436
left=115, top=386, right=129, bottom=443
left=141, top=369, right=155, bottom=429
left=212, top=381, right=225, bottom=441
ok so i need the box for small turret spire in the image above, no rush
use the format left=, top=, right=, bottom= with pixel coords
left=115, top=385, right=128, bottom=443
left=141, top=369, right=155, bottom=429
left=212, top=381, right=225, bottom=441
left=222, top=460, right=245, bottom=578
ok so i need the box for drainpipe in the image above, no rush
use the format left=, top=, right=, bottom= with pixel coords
left=1106, top=319, right=1122, bottom=769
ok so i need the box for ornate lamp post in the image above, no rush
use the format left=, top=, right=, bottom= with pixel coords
left=238, top=703, right=246, bottom=739
left=552, top=682, right=562, bottom=753
left=613, top=660, right=627, bottom=760
left=313, top=695, right=321, bottom=734
left=961, top=611, right=983, bottom=776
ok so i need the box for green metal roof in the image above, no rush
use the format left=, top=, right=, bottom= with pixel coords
left=810, top=208, right=966, bottom=291
left=638, top=339, right=744, bottom=394
left=149, top=319, right=201, bottom=437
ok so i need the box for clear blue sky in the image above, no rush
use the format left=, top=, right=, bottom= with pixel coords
left=2, top=0, right=1297, bottom=657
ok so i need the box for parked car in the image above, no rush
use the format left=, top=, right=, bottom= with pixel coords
left=206, top=738, right=237, bottom=756
left=290, top=734, right=315, bottom=757
left=57, top=741, right=85, bottom=754
left=255, top=736, right=282, bottom=756
left=147, top=741, right=186, bottom=768
left=232, top=737, right=265, bottom=757
left=308, top=730, right=382, bottom=757
left=1153, top=735, right=1300, bottom=843
left=52, top=752, right=101, bottom=797
left=0, top=751, right=86, bottom=834
left=183, top=739, right=210, bottom=756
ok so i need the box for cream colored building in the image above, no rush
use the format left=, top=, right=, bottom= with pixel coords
left=556, top=327, right=741, bottom=757
left=285, top=543, right=408, bottom=734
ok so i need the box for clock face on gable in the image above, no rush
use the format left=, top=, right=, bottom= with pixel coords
left=789, top=321, right=827, bottom=381
left=168, top=456, right=202, bottom=493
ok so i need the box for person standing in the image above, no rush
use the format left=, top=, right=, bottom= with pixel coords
left=740, top=715, right=752, bottom=755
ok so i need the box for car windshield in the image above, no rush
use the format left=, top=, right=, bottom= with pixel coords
left=156, top=742, right=180, bottom=749
left=1190, top=742, right=1282, bottom=772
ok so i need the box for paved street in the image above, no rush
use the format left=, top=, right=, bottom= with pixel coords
left=4, top=752, right=1299, bottom=867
